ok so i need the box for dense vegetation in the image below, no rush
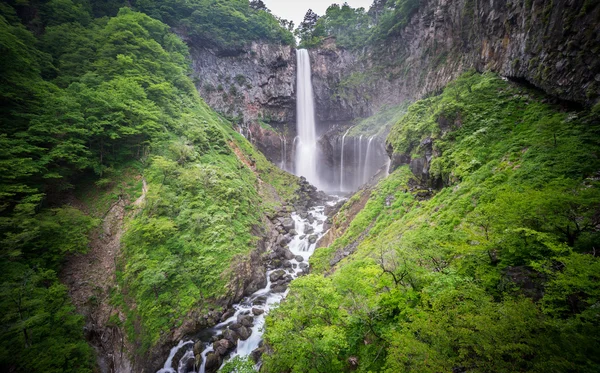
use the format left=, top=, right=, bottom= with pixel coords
left=135, top=0, right=295, bottom=49
left=0, top=0, right=298, bottom=371
left=296, top=0, right=420, bottom=49
left=263, top=72, right=600, bottom=372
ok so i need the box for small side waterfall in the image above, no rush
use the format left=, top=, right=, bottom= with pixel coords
left=362, top=136, right=375, bottom=184
left=294, top=49, right=320, bottom=188
left=336, top=133, right=390, bottom=192
left=339, top=128, right=350, bottom=191
left=279, top=136, right=287, bottom=171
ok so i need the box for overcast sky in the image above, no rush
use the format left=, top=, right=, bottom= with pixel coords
left=262, top=0, right=375, bottom=29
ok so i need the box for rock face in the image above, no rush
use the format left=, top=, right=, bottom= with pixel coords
left=184, top=40, right=297, bottom=129
left=182, top=0, right=598, bottom=173
left=308, top=0, right=599, bottom=123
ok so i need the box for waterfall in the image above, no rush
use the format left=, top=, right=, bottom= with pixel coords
left=363, top=136, right=375, bottom=184
left=339, top=128, right=351, bottom=191
left=279, top=136, right=287, bottom=171
left=295, top=49, right=320, bottom=188
left=291, top=136, right=299, bottom=174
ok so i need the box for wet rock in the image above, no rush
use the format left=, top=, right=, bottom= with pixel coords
left=222, top=328, right=239, bottom=345
left=252, top=307, right=265, bottom=316
left=250, top=346, right=266, bottom=363
left=281, top=248, right=295, bottom=260
left=213, top=339, right=231, bottom=356
left=220, top=309, right=235, bottom=322
left=204, top=352, right=221, bottom=373
left=253, top=295, right=267, bottom=305
left=282, top=218, right=295, bottom=232
left=299, top=262, right=309, bottom=269
left=194, top=341, right=205, bottom=356
left=237, top=314, right=254, bottom=327
left=295, top=255, right=304, bottom=262
left=269, top=269, right=286, bottom=282
left=308, top=234, right=318, bottom=244
left=237, top=325, right=252, bottom=340
left=271, top=283, right=288, bottom=293
left=289, top=229, right=298, bottom=236
left=304, top=224, right=314, bottom=234
left=307, top=215, right=315, bottom=224
left=282, top=260, right=292, bottom=268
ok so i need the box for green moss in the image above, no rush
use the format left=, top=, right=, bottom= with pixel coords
left=265, top=72, right=600, bottom=372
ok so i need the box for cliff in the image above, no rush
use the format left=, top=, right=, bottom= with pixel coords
left=308, top=0, right=600, bottom=125
left=184, top=0, right=599, bottom=140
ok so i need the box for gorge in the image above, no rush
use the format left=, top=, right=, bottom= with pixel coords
left=0, top=1, right=599, bottom=373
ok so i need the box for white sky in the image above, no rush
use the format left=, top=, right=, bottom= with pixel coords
left=262, top=0, right=375, bottom=29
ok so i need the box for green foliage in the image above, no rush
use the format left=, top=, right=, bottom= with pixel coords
left=297, top=0, right=421, bottom=50
left=0, top=264, right=94, bottom=373
left=135, top=0, right=295, bottom=49
left=348, top=102, right=409, bottom=137
left=264, top=73, right=600, bottom=372
left=1, top=1, right=300, bottom=370
left=222, top=356, right=256, bottom=373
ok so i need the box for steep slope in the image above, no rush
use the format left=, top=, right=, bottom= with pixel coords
left=263, top=72, right=600, bottom=372
left=0, top=2, right=301, bottom=372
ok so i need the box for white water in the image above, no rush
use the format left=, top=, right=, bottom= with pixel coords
left=362, top=136, right=375, bottom=184
left=339, top=128, right=351, bottom=191
left=157, top=340, right=194, bottom=373
left=279, top=136, right=287, bottom=171
left=294, top=49, right=320, bottom=188
left=157, top=200, right=340, bottom=373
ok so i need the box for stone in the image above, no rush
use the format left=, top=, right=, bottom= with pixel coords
left=222, top=328, right=239, bottom=345
left=237, top=325, right=252, bottom=340
left=295, top=255, right=304, bottom=262
left=212, top=339, right=231, bottom=356
left=237, top=314, right=254, bottom=327
left=269, top=269, right=285, bottom=282
left=204, top=352, right=221, bottom=373
left=252, top=307, right=265, bottom=315
left=308, top=234, right=318, bottom=244
left=282, top=218, right=295, bottom=231
left=250, top=346, right=266, bottom=363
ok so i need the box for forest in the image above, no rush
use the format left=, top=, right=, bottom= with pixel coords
left=1, top=0, right=598, bottom=372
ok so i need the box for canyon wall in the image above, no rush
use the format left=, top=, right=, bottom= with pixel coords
left=181, top=0, right=599, bottom=174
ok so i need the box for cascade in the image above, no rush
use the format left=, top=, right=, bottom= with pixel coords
left=294, top=49, right=320, bottom=188
left=156, top=201, right=339, bottom=373
left=362, top=136, right=375, bottom=184
left=291, top=136, right=299, bottom=174
left=339, top=128, right=351, bottom=191
left=279, top=136, right=287, bottom=171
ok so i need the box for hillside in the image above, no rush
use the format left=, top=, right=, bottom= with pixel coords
left=0, top=1, right=300, bottom=371
left=264, top=72, right=600, bottom=373
left=0, top=0, right=599, bottom=372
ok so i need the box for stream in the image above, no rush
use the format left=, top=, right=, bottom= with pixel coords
left=157, top=198, right=339, bottom=373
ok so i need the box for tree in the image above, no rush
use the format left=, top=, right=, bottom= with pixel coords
left=249, top=0, right=268, bottom=12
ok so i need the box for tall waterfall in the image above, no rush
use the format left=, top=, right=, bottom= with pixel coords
left=295, top=49, right=320, bottom=188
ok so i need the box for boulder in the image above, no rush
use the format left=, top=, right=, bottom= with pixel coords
left=269, top=269, right=285, bottom=282
left=237, top=314, right=254, bottom=327
left=252, top=307, right=265, bottom=316
left=204, top=352, right=221, bottom=373
left=295, top=255, right=304, bottom=262
left=222, top=328, right=239, bottom=345
left=237, top=325, right=252, bottom=340
left=250, top=346, right=266, bottom=363
left=282, top=218, right=295, bottom=231
left=212, top=339, right=231, bottom=356
left=308, top=234, right=318, bottom=244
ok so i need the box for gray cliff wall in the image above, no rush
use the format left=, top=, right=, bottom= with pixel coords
left=310, top=0, right=600, bottom=123
left=186, top=41, right=297, bottom=129
left=181, top=0, right=599, bottom=166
